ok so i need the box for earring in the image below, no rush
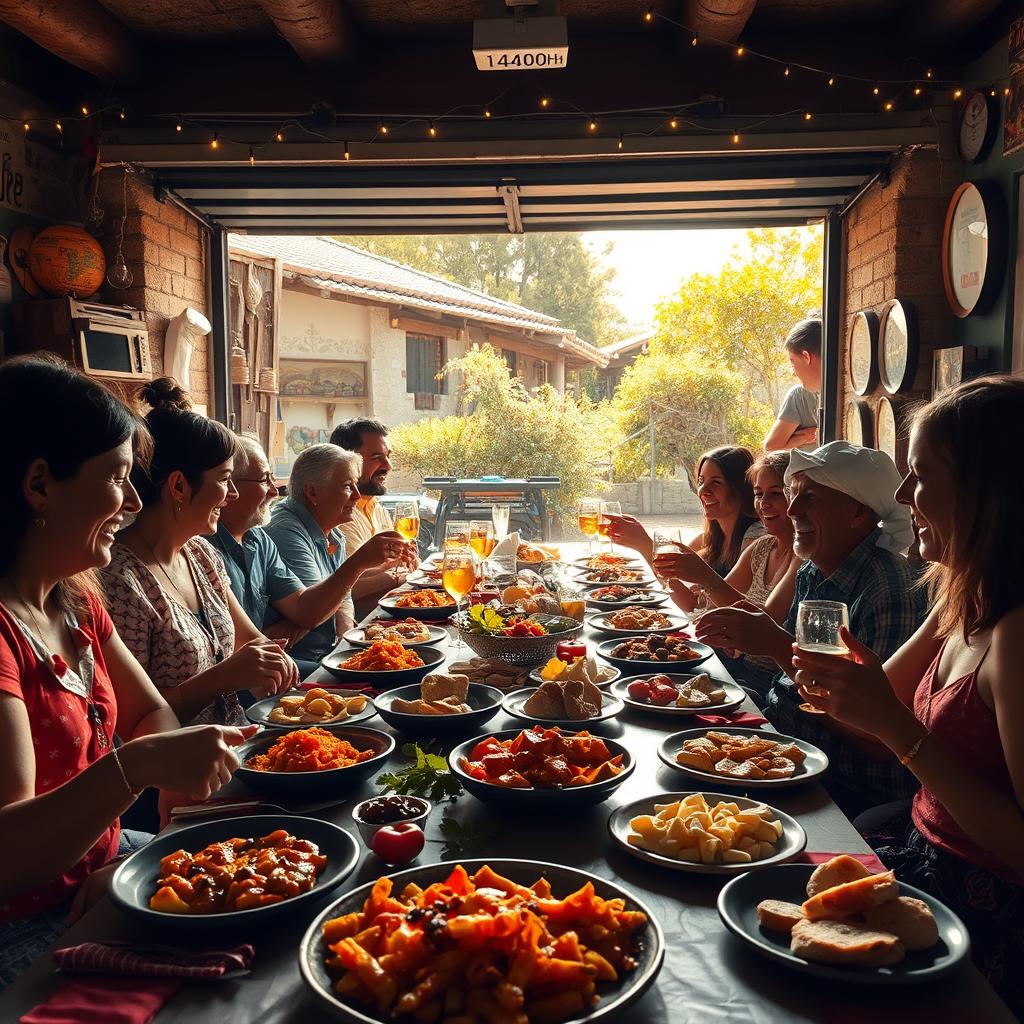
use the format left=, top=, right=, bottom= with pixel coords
left=174, top=501, right=183, bottom=515
left=34, top=515, right=46, bottom=529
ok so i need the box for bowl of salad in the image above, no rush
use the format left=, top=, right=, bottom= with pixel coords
left=452, top=603, right=584, bottom=666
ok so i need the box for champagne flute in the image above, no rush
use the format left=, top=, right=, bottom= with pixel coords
left=394, top=501, right=420, bottom=544
left=795, top=600, right=849, bottom=715
left=491, top=503, right=510, bottom=541
left=443, top=548, right=477, bottom=650
left=599, top=501, right=621, bottom=553
left=578, top=498, right=600, bottom=555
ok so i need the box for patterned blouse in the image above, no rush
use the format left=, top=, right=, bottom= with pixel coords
left=101, top=537, right=243, bottom=726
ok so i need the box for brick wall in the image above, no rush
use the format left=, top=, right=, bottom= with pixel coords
left=840, top=146, right=959, bottom=470
left=95, top=168, right=211, bottom=407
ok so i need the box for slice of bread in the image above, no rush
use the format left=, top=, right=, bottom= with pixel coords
left=802, top=871, right=899, bottom=921
left=806, top=855, right=873, bottom=898
left=523, top=682, right=566, bottom=718
left=864, top=896, right=939, bottom=950
left=756, top=899, right=805, bottom=934
left=790, top=918, right=905, bottom=967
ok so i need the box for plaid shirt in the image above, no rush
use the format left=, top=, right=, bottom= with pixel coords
left=766, top=527, right=927, bottom=814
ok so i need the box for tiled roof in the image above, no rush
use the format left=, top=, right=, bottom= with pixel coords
left=602, top=330, right=654, bottom=359
left=229, top=234, right=608, bottom=367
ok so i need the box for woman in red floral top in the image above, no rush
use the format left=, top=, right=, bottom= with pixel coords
left=0, top=359, right=255, bottom=990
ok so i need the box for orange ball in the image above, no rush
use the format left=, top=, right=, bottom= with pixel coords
left=28, top=224, right=106, bottom=298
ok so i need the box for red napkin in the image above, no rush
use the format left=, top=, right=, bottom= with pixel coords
left=798, top=851, right=887, bottom=873
left=693, top=711, right=768, bottom=727
left=52, top=941, right=254, bottom=979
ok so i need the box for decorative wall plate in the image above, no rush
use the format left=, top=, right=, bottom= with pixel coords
left=844, top=399, right=873, bottom=447
left=941, top=182, right=1003, bottom=318
left=878, top=299, right=918, bottom=395
left=958, top=90, right=998, bottom=164
left=848, top=310, right=879, bottom=396
left=875, top=396, right=899, bottom=466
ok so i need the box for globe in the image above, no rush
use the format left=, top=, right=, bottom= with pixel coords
left=28, top=225, right=106, bottom=298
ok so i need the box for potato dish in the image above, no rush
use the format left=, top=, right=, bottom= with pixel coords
left=628, top=793, right=783, bottom=865
left=322, top=863, right=648, bottom=1023
left=365, top=618, right=432, bottom=644
left=268, top=688, right=367, bottom=726
left=675, top=731, right=805, bottom=780
left=606, top=606, right=672, bottom=631
left=394, top=589, right=455, bottom=609
left=150, top=829, right=326, bottom=914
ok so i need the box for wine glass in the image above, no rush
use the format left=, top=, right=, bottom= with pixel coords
left=442, top=548, right=477, bottom=649
left=394, top=501, right=420, bottom=545
left=469, top=520, right=495, bottom=559
left=491, top=503, right=510, bottom=541
left=795, top=600, right=849, bottom=715
left=652, top=529, right=679, bottom=585
left=578, top=498, right=600, bottom=555
left=444, top=522, right=471, bottom=551
left=599, top=500, right=621, bottom=553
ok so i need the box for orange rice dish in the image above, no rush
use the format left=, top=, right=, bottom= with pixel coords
left=394, top=589, right=455, bottom=608
left=246, top=727, right=375, bottom=773
left=340, top=640, right=424, bottom=671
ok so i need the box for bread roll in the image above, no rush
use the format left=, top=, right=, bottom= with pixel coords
left=864, top=896, right=939, bottom=950
left=790, top=918, right=905, bottom=967
left=756, top=899, right=805, bottom=934
left=806, top=855, right=873, bottom=898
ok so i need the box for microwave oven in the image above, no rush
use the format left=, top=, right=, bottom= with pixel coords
left=12, top=298, right=153, bottom=381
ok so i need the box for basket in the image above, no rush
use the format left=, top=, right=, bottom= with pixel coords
left=453, top=619, right=583, bottom=667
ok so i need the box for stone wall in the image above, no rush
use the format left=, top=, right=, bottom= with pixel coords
left=604, top=479, right=702, bottom=516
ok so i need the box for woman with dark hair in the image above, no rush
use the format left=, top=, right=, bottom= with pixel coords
left=103, top=378, right=295, bottom=729
left=0, top=359, right=252, bottom=988
left=791, top=376, right=1024, bottom=1013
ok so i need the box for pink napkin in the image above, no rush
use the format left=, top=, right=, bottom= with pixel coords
left=693, top=711, right=768, bottom=727
left=52, top=941, right=254, bottom=979
left=21, top=976, right=183, bottom=1024
left=797, top=851, right=887, bottom=873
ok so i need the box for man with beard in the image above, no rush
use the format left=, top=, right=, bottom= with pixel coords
left=330, top=418, right=416, bottom=617
left=211, top=435, right=397, bottom=676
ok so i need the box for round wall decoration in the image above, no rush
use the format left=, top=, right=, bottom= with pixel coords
left=848, top=310, right=879, bottom=396
left=876, top=397, right=899, bottom=466
left=845, top=399, right=873, bottom=447
left=958, top=90, right=998, bottom=164
left=942, top=181, right=1004, bottom=318
left=878, top=299, right=918, bottom=395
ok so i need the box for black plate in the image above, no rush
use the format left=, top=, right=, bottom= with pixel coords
left=233, top=725, right=396, bottom=797
left=320, top=644, right=446, bottom=689
left=245, top=689, right=377, bottom=730
left=449, top=728, right=634, bottom=810
left=300, top=858, right=664, bottom=1022
left=586, top=610, right=690, bottom=637
left=609, top=673, right=745, bottom=717
left=374, top=682, right=504, bottom=736
left=526, top=664, right=621, bottom=688
left=571, top=555, right=645, bottom=571
left=342, top=621, right=448, bottom=648
left=585, top=587, right=669, bottom=609
left=594, top=635, right=712, bottom=674
left=501, top=686, right=625, bottom=728
left=575, top=569, right=655, bottom=589
left=717, top=864, right=970, bottom=984
left=378, top=589, right=457, bottom=621
left=110, top=815, right=358, bottom=929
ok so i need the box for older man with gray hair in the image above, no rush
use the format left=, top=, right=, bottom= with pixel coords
left=259, top=442, right=411, bottom=674
left=695, top=441, right=927, bottom=815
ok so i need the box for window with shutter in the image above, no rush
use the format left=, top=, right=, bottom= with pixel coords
left=405, top=333, right=447, bottom=399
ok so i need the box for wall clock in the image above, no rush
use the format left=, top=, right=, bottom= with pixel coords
left=876, top=396, right=899, bottom=466
left=845, top=399, right=873, bottom=447
left=942, top=181, right=1004, bottom=318
left=878, top=299, right=918, bottom=394
left=958, top=90, right=998, bottom=164
left=848, top=310, right=879, bottom=396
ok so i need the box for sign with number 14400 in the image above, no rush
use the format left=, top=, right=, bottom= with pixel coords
left=475, top=48, right=567, bottom=70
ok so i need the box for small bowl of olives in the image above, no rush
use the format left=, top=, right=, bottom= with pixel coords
left=350, top=795, right=432, bottom=847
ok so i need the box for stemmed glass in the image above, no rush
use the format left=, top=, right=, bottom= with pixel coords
left=394, top=501, right=420, bottom=544
left=578, top=498, right=601, bottom=555
left=444, top=522, right=471, bottom=551
left=599, top=500, right=621, bottom=553
left=470, top=520, right=496, bottom=584
left=442, top=548, right=477, bottom=649
left=491, top=503, right=510, bottom=541
left=795, top=600, right=849, bottom=715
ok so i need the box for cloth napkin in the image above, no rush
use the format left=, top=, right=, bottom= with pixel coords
left=693, top=711, right=768, bottom=727
left=797, top=851, right=888, bottom=873
left=490, top=531, right=520, bottom=561
left=21, top=944, right=254, bottom=1024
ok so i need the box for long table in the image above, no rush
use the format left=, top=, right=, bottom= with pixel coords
left=0, top=553, right=1013, bottom=1022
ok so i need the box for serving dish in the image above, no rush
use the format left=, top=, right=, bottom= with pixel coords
left=584, top=587, right=668, bottom=610
left=585, top=609, right=690, bottom=638
left=232, top=726, right=396, bottom=797
left=320, top=643, right=446, bottom=688
left=574, top=568, right=656, bottom=589
left=342, top=621, right=449, bottom=649
left=245, top=689, right=377, bottom=730
left=299, top=858, right=664, bottom=1022
left=374, top=682, right=504, bottom=737
left=717, top=864, right=970, bottom=984
left=501, top=686, right=625, bottom=728
left=607, top=792, right=806, bottom=875
left=378, top=589, right=456, bottom=622
left=609, top=673, right=745, bottom=717
left=657, top=726, right=828, bottom=789
left=454, top=613, right=583, bottom=666
left=595, top=636, right=712, bottom=674
left=110, top=815, right=358, bottom=928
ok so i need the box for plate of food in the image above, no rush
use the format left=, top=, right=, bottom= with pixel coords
left=300, top=859, right=664, bottom=1023
left=502, top=681, right=625, bottom=728
left=575, top=566, right=654, bottom=588
left=609, top=672, right=745, bottom=716
left=455, top=605, right=583, bottom=666
left=608, top=792, right=806, bottom=875
left=403, top=566, right=444, bottom=588
left=586, top=605, right=689, bottom=637
left=585, top=585, right=668, bottom=609
left=342, top=618, right=448, bottom=649
left=233, top=725, right=395, bottom=796
left=374, top=674, right=504, bottom=736
left=110, top=815, right=359, bottom=927
left=595, top=634, right=712, bottom=673
left=516, top=541, right=562, bottom=570
left=321, top=640, right=446, bottom=688
left=246, top=687, right=377, bottom=730
left=450, top=726, right=635, bottom=809
left=717, top=859, right=970, bottom=984
left=378, top=588, right=456, bottom=622
left=657, top=727, right=828, bottom=788
left=571, top=552, right=645, bottom=571
left=527, top=654, right=620, bottom=689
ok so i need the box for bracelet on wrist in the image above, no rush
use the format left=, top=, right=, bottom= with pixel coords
left=898, top=730, right=928, bottom=766
left=110, top=746, right=141, bottom=798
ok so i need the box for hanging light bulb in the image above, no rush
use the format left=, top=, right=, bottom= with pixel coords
left=872, top=84, right=880, bottom=96
left=732, top=132, right=741, bottom=144
left=617, top=133, right=624, bottom=150
left=990, top=88, right=998, bottom=97
left=643, top=8, right=653, bottom=22
left=483, top=107, right=491, bottom=118
left=803, top=111, right=813, bottom=121
left=55, top=119, right=63, bottom=133
left=884, top=101, right=894, bottom=111
left=22, top=121, right=29, bottom=133
left=275, top=130, right=284, bottom=142
left=343, top=141, right=350, bottom=160
left=428, top=120, right=437, bottom=137
left=668, top=117, right=678, bottom=129
left=783, top=66, right=790, bottom=77
left=107, top=253, right=132, bottom=289
left=926, top=68, right=933, bottom=79
left=210, top=132, right=219, bottom=149
left=1006, top=86, right=1012, bottom=96
left=249, top=146, right=255, bottom=165
left=81, top=104, right=89, bottom=115
left=588, top=118, right=598, bottom=132
left=175, top=119, right=183, bottom=132
left=540, top=96, right=550, bottom=108
left=952, top=87, right=963, bottom=99
left=691, top=33, right=698, bottom=46
left=736, top=44, right=745, bottom=56
left=119, top=108, right=125, bottom=120
left=380, top=122, right=389, bottom=135
left=913, top=86, right=922, bottom=96
left=827, top=75, right=835, bottom=87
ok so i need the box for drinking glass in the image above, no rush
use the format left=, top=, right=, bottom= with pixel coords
left=491, top=503, right=510, bottom=541
left=599, top=500, right=621, bottom=553
left=394, top=501, right=420, bottom=544
left=443, top=549, right=477, bottom=649
left=652, top=529, right=679, bottom=585
left=469, top=520, right=495, bottom=559
left=795, top=600, right=849, bottom=714
left=578, top=498, right=601, bottom=554
left=444, top=522, right=471, bottom=551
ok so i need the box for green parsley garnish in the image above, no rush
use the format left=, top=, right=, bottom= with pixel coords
left=376, top=742, right=462, bottom=802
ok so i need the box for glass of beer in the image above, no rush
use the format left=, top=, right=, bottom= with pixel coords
left=491, top=503, right=510, bottom=541
left=469, top=520, right=495, bottom=559
left=795, top=600, right=849, bottom=714
left=443, top=549, right=477, bottom=648
left=578, top=498, right=600, bottom=554
left=652, top=529, right=679, bottom=585
left=444, top=522, right=471, bottom=551
left=599, top=500, right=621, bottom=552
left=394, top=501, right=420, bottom=544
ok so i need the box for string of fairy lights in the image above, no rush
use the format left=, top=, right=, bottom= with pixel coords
left=14, top=7, right=1013, bottom=160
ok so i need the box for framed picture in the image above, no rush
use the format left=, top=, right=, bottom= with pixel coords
left=279, top=358, right=367, bottom=398
left=1005, top=16, right=1024, bottom=157
left=941, top=182, right=1005, bottom=318
left=932, top=346, right=981, bottom=399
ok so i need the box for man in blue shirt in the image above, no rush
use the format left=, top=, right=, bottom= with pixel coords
left=212, top=436, right=400, bottom=676
left=695, top=442, right=926, bottom=815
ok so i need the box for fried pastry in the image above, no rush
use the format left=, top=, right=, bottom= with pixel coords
left=790, top=918, right=905, bottom=967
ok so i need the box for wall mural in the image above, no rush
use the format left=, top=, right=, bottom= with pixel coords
left=286, top=426, right=329, bottom=456
left=279, top=358, right=367, bottom=398
left=280, top=322, right=366, bottom=357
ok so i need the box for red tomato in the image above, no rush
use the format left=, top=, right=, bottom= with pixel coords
left=371, top=822, right=425, bottom=864
left=626, top=679, right=652, bottom=700
left=648, top=684, right=679, bottom=705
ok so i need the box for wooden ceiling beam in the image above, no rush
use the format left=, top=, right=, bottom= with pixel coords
left=684, top=0, right=758, bottom=45
left=0, top=0, right=141, bottom=83
left=256, top=0, right=353, bottom=70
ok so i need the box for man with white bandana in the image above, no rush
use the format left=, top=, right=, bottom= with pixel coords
left=695, top=442, right=927, bottom=814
